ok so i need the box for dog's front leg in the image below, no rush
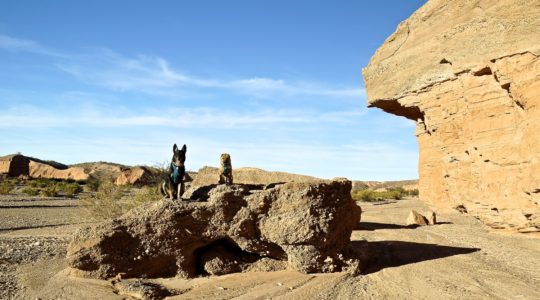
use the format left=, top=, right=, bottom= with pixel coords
left=177, top=182, right=185, bottom=200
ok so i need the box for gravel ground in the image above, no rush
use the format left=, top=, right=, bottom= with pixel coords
left=0, top=236, right=69, bottom=299
left=0, top=193, right=85, bottom=299
left=1, top=192, right=539, bottom=299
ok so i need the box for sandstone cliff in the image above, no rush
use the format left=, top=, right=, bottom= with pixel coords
left=362, top=0, right=540, bottom=233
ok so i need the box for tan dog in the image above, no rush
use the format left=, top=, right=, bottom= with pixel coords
left=219, top=153, right=233, bottom=185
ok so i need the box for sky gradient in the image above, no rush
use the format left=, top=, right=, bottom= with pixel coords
left=0, top=0, right=427, bottom=180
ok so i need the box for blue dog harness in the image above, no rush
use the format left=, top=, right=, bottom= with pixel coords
left=170, top=163, right=185, bottom=184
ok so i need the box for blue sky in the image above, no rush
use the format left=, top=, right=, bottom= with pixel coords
left=0, top=0, right=426, bottom=180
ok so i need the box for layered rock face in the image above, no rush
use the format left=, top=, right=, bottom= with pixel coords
left=363, top=0, right=540, bottom=232
left=67, top=180, right=361, bottom=279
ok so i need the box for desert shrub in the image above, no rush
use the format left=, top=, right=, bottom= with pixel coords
left=22, top=179, right=82, bottom=198
left=153, top=161, right=171, bottom=183
left=57, top=182, right=82, bottom=197
left=28, top=178, right=55, bottom=189
left=80, top=182, right=162, bottom=220
left=0, top=180, right=16, bottom=195
left=133, top=185, right=163, bottom=206
left=80, top=181, right=127, bottom=220
left=39, top=185, right=58, bottom=197
left=84, top=176, right=102, bottom=192
left=21, top=187, right=40, bottom=196
left=407, top=189, right=419, bottom=196
left=384, top=190, right=403, bottom=200
left=352, top=190, right=380, bottom=202
left=352, top=188, right=408, bottom=202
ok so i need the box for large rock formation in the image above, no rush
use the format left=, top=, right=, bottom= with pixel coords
left=67, top=180, right=361, bottom=279
left=0, top=154, right=89, bottom=181
left=362, top=0, right=540, bottom=232
left=0, top=154, right=29, bottom=177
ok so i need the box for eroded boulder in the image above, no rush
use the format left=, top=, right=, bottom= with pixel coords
left=406, top=210, right=429, bottom=227
left=67, top=180, right=361, bottom=279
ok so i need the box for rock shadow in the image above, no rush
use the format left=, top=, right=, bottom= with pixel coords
left=193, top=237, right=278, bottom=276
left=0, top=223, right=75, bottom=232
left=0, top=205, right=78, bottom=209
left=356, top=222, right=413, bottom=231
left=350, top=240, right=480, bottom=274
left=186, top=184, right=218, bottom=201
left=356, top=221, right=454, bottom=231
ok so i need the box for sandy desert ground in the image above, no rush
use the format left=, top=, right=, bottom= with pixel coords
left=1, top=193, right=539, bottom=300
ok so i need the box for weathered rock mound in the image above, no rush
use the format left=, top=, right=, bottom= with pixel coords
left=114, top=166, right=160, bottom=186
left=67, top=180, right=361, bottom=279
left=0, top=154, right=89, bottom=181
left=71, top=162, right=165, bottom=185
left=29, top=161, right=89, bottom=181
left=192, top=166, right=321, bottom=186
left=362, top=0, right=540, bottom=233
left=71, top=161, right=125, bottom=182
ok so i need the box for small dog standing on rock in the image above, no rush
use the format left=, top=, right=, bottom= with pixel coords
left=161, top=144, right=187, bottom=200
left=219, top=153, right=233, bottom=185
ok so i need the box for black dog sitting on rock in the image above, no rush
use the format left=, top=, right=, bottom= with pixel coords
left=161, top=144, right=186, bottom=200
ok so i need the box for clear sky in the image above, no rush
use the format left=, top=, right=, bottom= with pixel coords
left=0, top=0, right=426, bottom=180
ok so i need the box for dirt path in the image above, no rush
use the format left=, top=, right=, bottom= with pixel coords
left=1, top=196, right=539, bottom=299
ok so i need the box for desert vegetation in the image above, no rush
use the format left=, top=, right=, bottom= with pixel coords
left=79, top=181, right=163, bottom=220
left=20, top=179, right=82, bottom=198
left=352, top=187, right=419, bottom=202
left=0, top=178, right=17, bottom=195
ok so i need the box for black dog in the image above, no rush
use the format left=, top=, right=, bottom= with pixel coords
left=161, top=144, right=186, bottom=200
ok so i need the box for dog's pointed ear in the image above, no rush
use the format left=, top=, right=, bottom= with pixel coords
left=173, top=144, right=178, bottom=152
left=181, top=144, right=187, bottom=153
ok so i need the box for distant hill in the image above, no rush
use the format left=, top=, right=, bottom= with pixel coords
left=0, top=153, right=88, bottom=181
left=1, top=153, right=418, bottom=189
left=70, top=161, right=127, bottom=182
left=192, top=166, right=321, bottom=186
